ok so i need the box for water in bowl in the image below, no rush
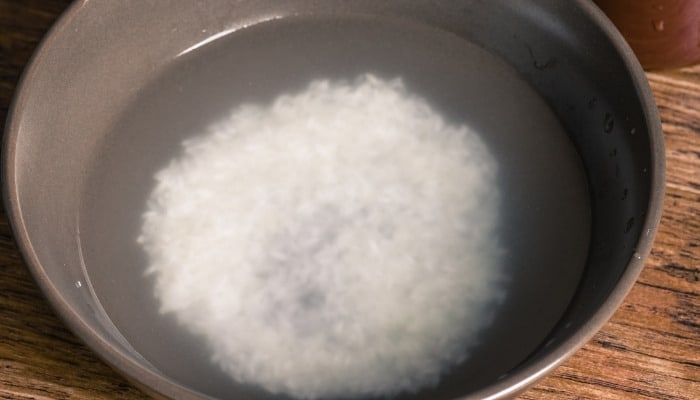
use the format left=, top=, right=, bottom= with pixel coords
left=78, top=14, right=590, bottom=400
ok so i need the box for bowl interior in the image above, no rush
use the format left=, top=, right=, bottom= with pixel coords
left=4, top=1, right=661, bottom=399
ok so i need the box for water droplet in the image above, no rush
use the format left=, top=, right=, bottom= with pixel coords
left=625, top=217, right=635, bottom=233
left=653, top=19, right=665, bottom=32
left=652, top=4, right=664, bottom=12
left=643, top=167, right=648, bottom=173
left=633, top=252, right=643, bottom=260
left=75, top=280, right=82, bottom=288
left=564, top=321, right=572, bottom=328
left=646, top=228, right=652, bottom=237
left=630, top=127, right=636, bottom=135
left=604, top=113, right=614, bottom=133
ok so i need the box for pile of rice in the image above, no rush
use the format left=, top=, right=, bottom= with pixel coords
left=138, top=74, right=504, bottom=399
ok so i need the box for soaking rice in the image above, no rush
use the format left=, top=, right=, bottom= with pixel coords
left=138, top=74, right=505, bottom=399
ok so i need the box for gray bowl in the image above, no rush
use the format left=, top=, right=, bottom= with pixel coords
left=3, top=1, right=664, bottom=399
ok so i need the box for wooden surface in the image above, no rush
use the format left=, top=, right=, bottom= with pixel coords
left=0, top=1, right=697, bottom=399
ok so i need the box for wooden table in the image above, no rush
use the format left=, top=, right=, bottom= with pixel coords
left=0, top=1, right=697, bottom=399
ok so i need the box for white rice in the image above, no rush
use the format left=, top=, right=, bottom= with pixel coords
left=138, top=74, right=505, bottom=399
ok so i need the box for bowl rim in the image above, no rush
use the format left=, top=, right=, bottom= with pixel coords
left=2, top=1, right=665, bottom=399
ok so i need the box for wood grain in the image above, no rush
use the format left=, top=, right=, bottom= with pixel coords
left=0, top=1, right=697, bottom=399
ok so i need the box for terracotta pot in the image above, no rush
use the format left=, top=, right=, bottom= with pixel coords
left=595, top=0, right=700, bottom=69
